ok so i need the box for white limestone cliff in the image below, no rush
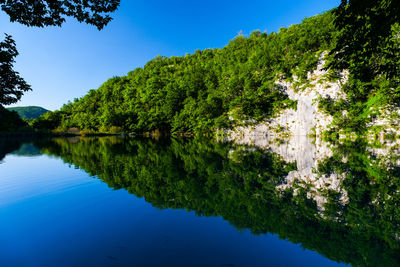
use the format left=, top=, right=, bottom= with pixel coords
left=223, top=54, right=348, bottom=146
left=221, top=55, right=350, bottom=212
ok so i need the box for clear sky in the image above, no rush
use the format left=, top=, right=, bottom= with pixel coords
left=1, top=0, right=339, bottom=111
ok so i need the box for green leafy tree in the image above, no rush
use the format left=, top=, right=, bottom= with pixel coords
left=331, top=0, right=400, bottom=80
left=316, top=0, right=400, bottom=133
left=0, top=34, right=31, bottom=105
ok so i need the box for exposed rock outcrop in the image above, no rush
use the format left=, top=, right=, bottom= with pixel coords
left=221, top=54, right=350, bottom=212
left=223, top=54, right=348, bottom=146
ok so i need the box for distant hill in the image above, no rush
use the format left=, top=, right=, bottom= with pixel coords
left=7, top=106, right=49, bottom=119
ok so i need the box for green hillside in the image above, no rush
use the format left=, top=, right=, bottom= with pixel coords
left=30, top=3, right=400, bottom=136
left=7, top=106, right=49, bottom=119
left=32, top=12, right=335, bottom=134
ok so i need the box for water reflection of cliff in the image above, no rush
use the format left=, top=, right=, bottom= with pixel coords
left=2, top=136, right=400, bottom=266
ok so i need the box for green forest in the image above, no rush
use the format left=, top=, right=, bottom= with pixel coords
left=30, top=12, right=335, bottom=134
left=1, top=1, right=400, bottom=265
left=2, top=1, right=400, bottom=137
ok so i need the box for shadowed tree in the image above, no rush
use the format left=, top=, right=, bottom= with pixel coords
left=0, top=0, right=121, bottom=30
left=330, top=0, right=400, bottom=81
left=0, top=34, right=31, bottom=105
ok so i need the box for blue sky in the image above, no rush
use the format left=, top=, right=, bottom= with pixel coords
left=1, top=0, right=339, bottom=110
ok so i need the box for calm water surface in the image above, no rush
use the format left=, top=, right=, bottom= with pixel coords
left=0, top=137, right=399, bottom=266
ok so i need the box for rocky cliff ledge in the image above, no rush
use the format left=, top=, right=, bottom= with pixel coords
left=222, top=55, right=348, bottom=146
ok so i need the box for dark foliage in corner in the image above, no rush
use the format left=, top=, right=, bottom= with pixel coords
left=0, top=0, right=120, bottom=30
left=0, top=34, right=31, bottom=106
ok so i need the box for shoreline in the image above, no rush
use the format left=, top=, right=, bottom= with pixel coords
left=0, top=131, right=127, bottom=138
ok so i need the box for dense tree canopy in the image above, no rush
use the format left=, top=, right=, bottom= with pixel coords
left=317, top=0, right=400, bottom=133
left=33, top=12, right=335, bottom=134
left=331, top=0, right=400, bottom=80
left=0, top=0, right=120, bottom=29
left=5, top=1, right=400, bottom=134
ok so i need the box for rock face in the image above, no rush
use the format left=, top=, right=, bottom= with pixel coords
left=223, top=54, right=348, bottom=146
left=221, top=54, right=350, bottom=212
left=275, top=66, right=347, bottom=138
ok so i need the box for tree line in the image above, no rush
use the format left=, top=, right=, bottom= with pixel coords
left=32, top=12, right=335, bottom=134
left=30, top=1, right=400, bottom=135
left=2, top=1, right=400, bottom=135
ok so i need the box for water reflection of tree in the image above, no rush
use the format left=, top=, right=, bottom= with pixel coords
left=0, top=137, right=39, bottom=161
left=27, top=137, right=400, bottom=266
left=317, top=140, right=400, bottom=251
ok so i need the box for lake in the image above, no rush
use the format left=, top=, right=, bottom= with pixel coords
left=0, top=136, right=399, bottom=266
